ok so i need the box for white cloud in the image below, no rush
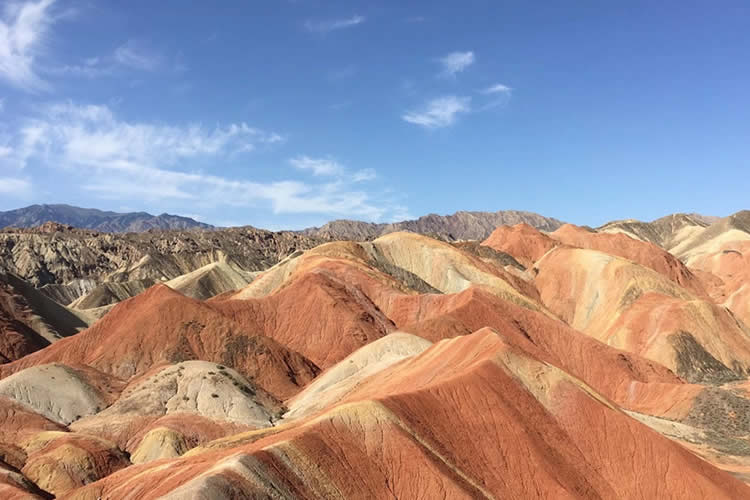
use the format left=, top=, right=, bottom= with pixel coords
left=478, top=83, right=513, bottom=111
left=482, top=83, right=512, bottom=94
left=0, top=176, right=31, bottom=194
left=47, top=42, right=173, bottom=79
left=439, top=51, right=475, bottom=77
left=114, top=40, right=160, bottom=71
left=289, top=156, right=377, bottom=184
left=28, top=102, right=279, bottom=167
left=0, top=0, right=57, bottom=91
left=289, top=155, right=344, bottom=176
left=8, top=101, right=397, bottom=221
left=352, top=168, right=376, bottom=182
left=46, top=60, right=113, bottom=78
left=402, top=96, right=471, bottom=129
left=0, top=97, right=4, bottom=111
left=0, top=145, right=12, bottom=157
left=305, top=15, right=365, bottom=33
left=44, top=56, right=116, bottom=78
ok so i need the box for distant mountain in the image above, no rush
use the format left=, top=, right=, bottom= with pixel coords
left=0, top=204, right=213, bottom=232
left=302, top=210, right=565, bottom=241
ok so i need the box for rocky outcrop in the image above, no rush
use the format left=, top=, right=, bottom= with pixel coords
left=0, top=274, right=90, bottom=364
left=0, top=225, right=322, bottom=288
left=303, top=209, right=564, bottom=241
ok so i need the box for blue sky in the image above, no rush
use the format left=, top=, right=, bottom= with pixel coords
left=0, top=1, right=748, bottom=229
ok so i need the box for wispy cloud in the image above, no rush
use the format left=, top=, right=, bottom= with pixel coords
left=0, top=0, right=57, bottom=91
left=305, top=15, right=365, bottom=34
left=114, top=40, right=161, bottom=71
left=7, top=102, right=398, bottom=221
left=290, top=155, right=376, bottom=183
left=290, top=155, right=344, bottom=176
left=482, top=83, right=512, bottom=94
left=46, top=56, right=114, bottom=78
left=0, top=176, right=31, bottom=195
left=27, top=101, right=280, bottom=163
left=352, top=168, right=376, bottom=182
left=48, top=42, right=175, bottom=80
left=478, top=83, right=513, bottom=110
left=438, top=51, right=475, bottom=77
left=402, top=96, right=471, bottom=129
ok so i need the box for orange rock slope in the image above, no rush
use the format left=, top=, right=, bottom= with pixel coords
left=67, top=330, right=749, bottom=499
left=481, top=222, right=559, bottom=268
left=0, top=225, right=748, bottom=498
left=689, top=240, right=750, bottom=327
left=0, top=285, right=319, bottom=401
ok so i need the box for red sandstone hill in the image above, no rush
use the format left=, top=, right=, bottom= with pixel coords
left=481, top=222, right=559, bottom=268
left=67, top=329, right=750, bottom=499
left=0, top=273, right=90, bottom=364
left=550, top=223, right=707, bottom=295
left=534, top=245, right=750, bottom=383
left=210, top=269, right=397, bottom=370
left=0, top=285, right=319, bottom=401
left=0, top=223, right=747, bottom=497
left=689, top=240, right=750, bottom=327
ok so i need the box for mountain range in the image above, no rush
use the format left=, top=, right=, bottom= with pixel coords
left=0, top=204, right=565, bottom=240
left=0, top=204, right=214, bottom=233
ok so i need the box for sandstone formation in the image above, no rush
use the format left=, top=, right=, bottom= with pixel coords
left=0, top=211, right=747, bottom=497
left=0, top=285, right=319, bottom=401
left=598, top=213, right=712, bottom=248
left=672, top=211, right=750, bottom=265
left=534, top=246, right=750, bottom=382
left=0, top=274, right=89, bottom=364
left=0, top=364, right=117, bottom=425
left=71, top=361, right=276, bottom=452
left=67, top=330, right=750, bottom=499
left=481, top=222, right=559, bottom=268
left=550, top=223, right=706, bottom=295
left=689, top=240, right=750, bottom=326
left=20, top=432, right=129, bottom=497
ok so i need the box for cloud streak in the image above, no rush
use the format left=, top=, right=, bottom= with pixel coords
left=482, top=83, right=512, bottom=94
left=6, top=102, right=398, bottom=221
left=0, top=176, right=31, bottom=195
left=402, top=96, right=471, bottom=129
left=113, top=40, right=161, bottom=71
left=438, top=51, right=474, bottom=77
left=0, top=0, right=57, bottom=91
left=305, top=15, right=365, bottom=34
left=290, top=155, right=377, bottom=184
left=290, top=156, right=344, bottom=176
